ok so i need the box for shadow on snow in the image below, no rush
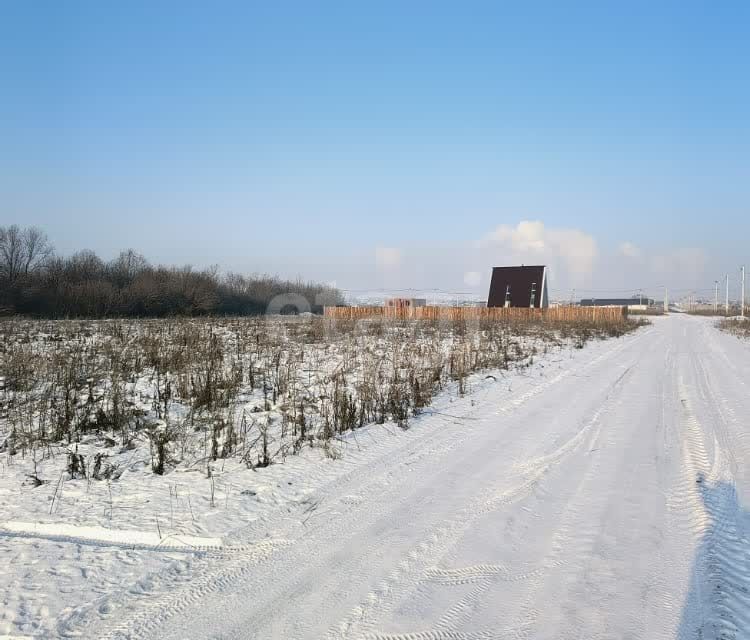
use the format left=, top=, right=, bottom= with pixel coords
left=678, top=473, right=750, bottom=640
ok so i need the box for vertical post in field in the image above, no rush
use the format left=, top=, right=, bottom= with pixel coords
left=714, top=281, right=719, bottom=314
left=725, top=274, right=730, bottom=316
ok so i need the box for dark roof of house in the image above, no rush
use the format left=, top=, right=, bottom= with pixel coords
left=487, top=265, right=546, bottom=308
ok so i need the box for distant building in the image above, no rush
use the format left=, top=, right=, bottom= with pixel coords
left=385, top=297, right=426, bottom=309
left=487, top=265, right=549, bottom=309
left=579, top=296, right=655, bottom=310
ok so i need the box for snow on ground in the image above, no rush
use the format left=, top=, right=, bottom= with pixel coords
left=3, top=314, right=750, bottom=638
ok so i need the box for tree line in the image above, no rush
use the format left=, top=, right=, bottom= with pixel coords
left=0, top=225, right=345, bottom=317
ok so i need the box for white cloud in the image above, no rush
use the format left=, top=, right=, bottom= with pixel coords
left=353, top=222, right=710, bottom=300
left=374, top=246, right=401, bottom=270
left=479, top=220, right=598, bottom=279
left=483, top=220, right=547, bottom=252
left=618, top=241, right=641, bottom=258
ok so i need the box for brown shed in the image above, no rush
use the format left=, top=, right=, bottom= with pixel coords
left=487, top=265, right=549, bottom=309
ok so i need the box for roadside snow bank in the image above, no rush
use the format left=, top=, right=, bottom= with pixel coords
left=0, top=521, right=222, bottom=551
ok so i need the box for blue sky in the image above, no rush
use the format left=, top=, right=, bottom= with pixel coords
left=1, top=1, right=748, bottom=299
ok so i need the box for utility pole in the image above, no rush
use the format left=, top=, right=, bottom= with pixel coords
left=715, top=280, right=719, bottom=314
left=726, top=274, right=730, bottom=316
left=742, top=266, right=746, bottom=318
left=664, top=287, right=668, bottom=313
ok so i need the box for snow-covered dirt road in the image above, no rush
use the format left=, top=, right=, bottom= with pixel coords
left=10, top=314, right=750, bottom=639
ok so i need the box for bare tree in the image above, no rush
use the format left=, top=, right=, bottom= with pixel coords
left=22, top=227, right=52, bottom=275
left=1, top=225, right=345, bottom=317
left=0, top=225, right=24, bottom=283
left=0, top=225, right=52, bottom=283
left=109, top=249, right=148, bottom=286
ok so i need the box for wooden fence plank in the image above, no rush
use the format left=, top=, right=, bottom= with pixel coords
left=323, top=306, right=628, bottom=323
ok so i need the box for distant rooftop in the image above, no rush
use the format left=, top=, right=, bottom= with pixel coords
left=580, top=297, right=656, bottom=307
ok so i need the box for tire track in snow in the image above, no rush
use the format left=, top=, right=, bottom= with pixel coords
left=698, top=322, right=750, bottom=480
left=359, top=358, right=641, bottom=639
left=666, top=368, right=718, bottom=639
left=423, top=561, right=563, bottom=585
left=368, top=631, right=503, bottom=640
left=55, top=537, right=293, bottom=638
left=508, top=359, right=650, bottom=637
left=429, top=390, right=618, bottom=634
left=328, top=336, right=645, bottom=639
left=679, top=334, right=750, bottom=640
left=276, top=356, right=634, bottom=640
left=665, top=327, right=750, bottom=640
left=415, top=330, right=670, bottom=639
left=487, top=326, right=677, bottom=638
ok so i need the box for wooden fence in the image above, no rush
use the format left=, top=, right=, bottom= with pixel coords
left=324, top=305, right=628, bottom=323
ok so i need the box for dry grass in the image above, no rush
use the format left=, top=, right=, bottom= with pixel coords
left=0, top=315, right=643, bottom=477
left=719, top=317, right=750, bottom=338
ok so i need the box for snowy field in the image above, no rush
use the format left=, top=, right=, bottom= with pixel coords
left=2, top=314, right=750, bottom=638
